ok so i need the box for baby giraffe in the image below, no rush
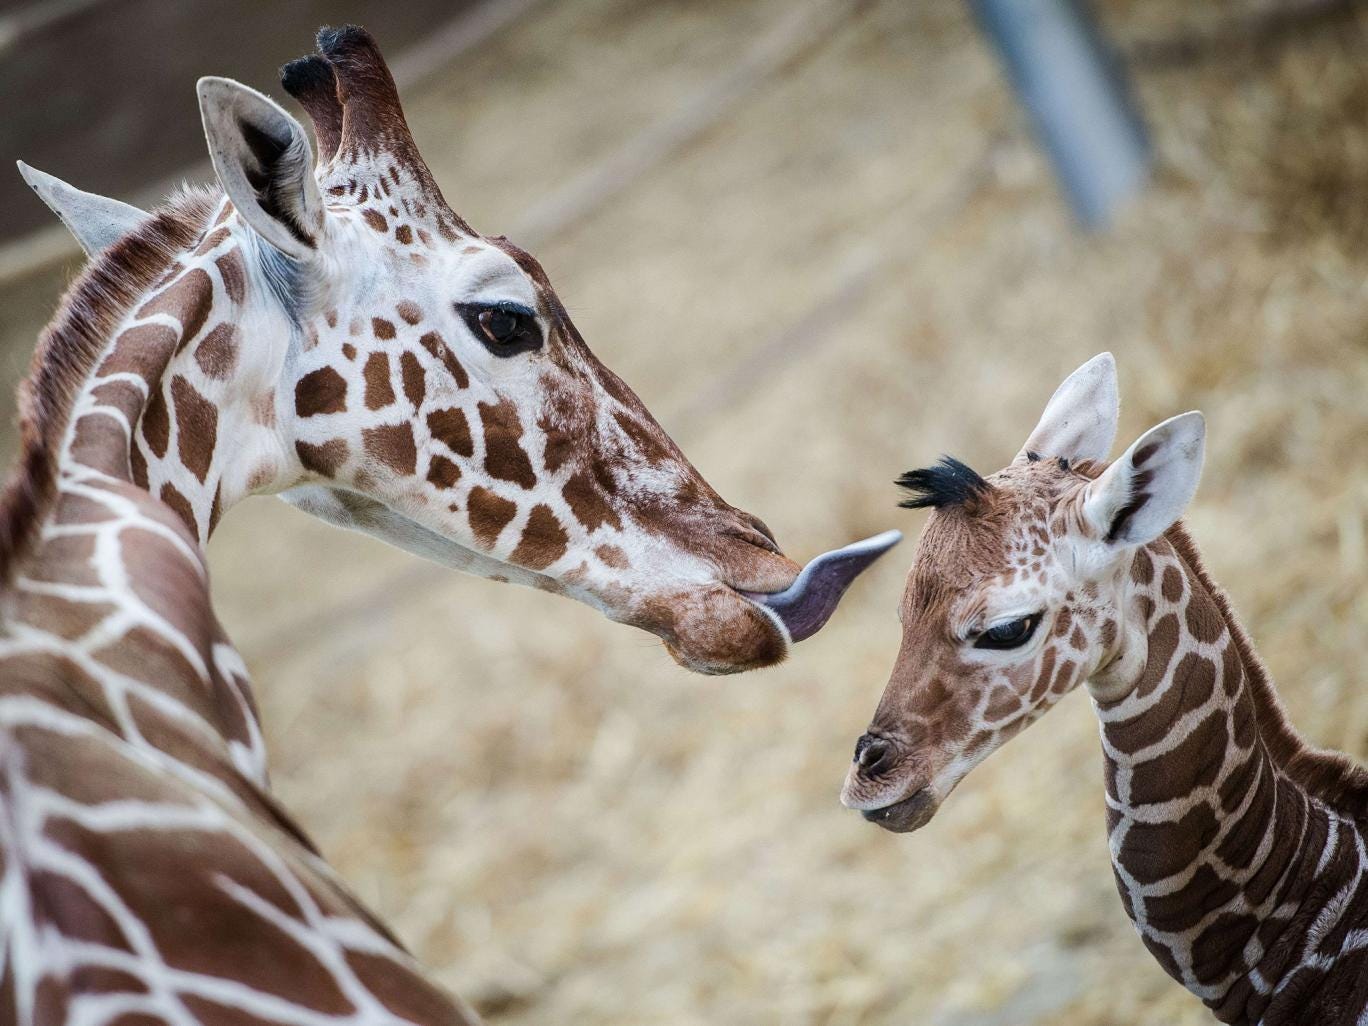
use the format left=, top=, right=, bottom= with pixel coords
left=842, top=354, right=1368, bottom=1024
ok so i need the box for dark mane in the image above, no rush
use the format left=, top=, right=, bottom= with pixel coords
left=1166, top=522, right=1368, bottom=817
left=0, top=188, right=216, bottom=585
left=896, top=456, right=994, bottom=511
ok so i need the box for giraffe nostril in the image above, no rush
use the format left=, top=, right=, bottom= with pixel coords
left=854, top=735, right=897, bottom=776
left=741, top=512, right=779, bottom=549
left=721, top=523, right=781, bottom=556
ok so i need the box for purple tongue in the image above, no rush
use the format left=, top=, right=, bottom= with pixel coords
left=746, top=530, right=902, bottom=642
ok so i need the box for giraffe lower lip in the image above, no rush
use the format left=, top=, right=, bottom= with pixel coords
left=861, top=788, right=937, bottom=833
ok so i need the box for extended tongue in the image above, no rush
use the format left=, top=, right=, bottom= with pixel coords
left=747, top=530, right=902, bottom=642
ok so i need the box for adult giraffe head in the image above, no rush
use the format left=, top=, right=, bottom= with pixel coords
left=841, top=354, right=1207, bottom=829
left=16, top=26, right=897, bottom=675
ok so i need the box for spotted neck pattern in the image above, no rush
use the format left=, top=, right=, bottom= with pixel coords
left=0, top=191, right=481, bottom=1025
left=1098, top=529, right=1368, bottom=1024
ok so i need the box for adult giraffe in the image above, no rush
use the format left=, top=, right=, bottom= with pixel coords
left=842, top=354, right=1368, bottom=1024
left=0, top=27, right=896, bottom=1025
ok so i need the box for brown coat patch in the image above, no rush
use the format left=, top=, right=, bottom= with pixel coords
left=372, top=318, right=396, bottom=340
left=363, top=352, right=395, bottom=410
left=99, top=324, right=179, bottom=380
left=129, top=443, right=148, bottom=487
left=138, top=268, right=213, bottom=346
left=142, top=383, right=171, bottom=459
left=1161, top=566, right=1185, bottom=603
left=363, top=423, right=417, bottom=475
left=194, top=324, right=239, bottom=380
left=90, top=382, right=141, bottom=424
left=296, top=439, right=348, bottom=477
left=467, top=487, right=517, bottom=548
left=342, top=948, right=468, bottom=1025
left=158, top=483, right=198, bottom=536
left=563, top=469, right=621, bottom=532
left=362, top=209, right=388, bottom=233
left=396, top=300, right=422, bottom=325
left=595, top=544, right=629, bottom=569
left=1135, top=613, right=1181, bottom=699
left=509, top=504, right=568, bottom=571
left=426, top=407, right=473, bottom=457
left=399, top=351, right=425, bottom=407
left=170, top=376, right=218, bottom=483
left=66, top=415, right=125, bottom=478
left=479, top=399, right=536, bottom=489
left=295, top=367, right=349, bottom=417
left=215, top=250, right=246, bottom=305
left=426, top=455, right=461, bottom=489
left=1185, top=600, right=1225, bottom=645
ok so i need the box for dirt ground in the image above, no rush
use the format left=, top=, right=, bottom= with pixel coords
left=3, top=1, right=1367, bottom=1023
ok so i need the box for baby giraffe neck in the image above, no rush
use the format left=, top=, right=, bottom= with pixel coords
left=1093, top=529, right=1368, bottom=1023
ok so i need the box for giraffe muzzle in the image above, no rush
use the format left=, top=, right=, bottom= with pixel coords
left=743, top=530, right=902, bottom=642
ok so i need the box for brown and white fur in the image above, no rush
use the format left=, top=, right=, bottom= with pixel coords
left=0, top=27, right=889, bottom=1026
left=842, top=354, right=1368, bottom=1024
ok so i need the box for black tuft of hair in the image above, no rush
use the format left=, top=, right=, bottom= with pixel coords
left=896, top=456, right=993, bottom=510
left=316, top=24, right=375, bottom=59
left=280, top=54, right=335, bottom=98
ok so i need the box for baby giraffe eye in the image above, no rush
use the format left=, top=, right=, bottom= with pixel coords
left=456, top=302, right=543, bottom=357
left=975, top=613, right=1043, bottom=650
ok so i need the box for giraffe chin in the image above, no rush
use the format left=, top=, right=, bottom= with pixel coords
left=655, top=586, right=793, bottom=675
left=859, top=788, right=939, bottom=834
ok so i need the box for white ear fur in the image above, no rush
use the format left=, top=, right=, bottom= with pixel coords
left=1083, top=411, right=1206, bottom=547
left=17, top=162, right=151, bottom=256
left=1018, top=352, right=1119, bottom=464
left=197, top=77, right=323, bottom=262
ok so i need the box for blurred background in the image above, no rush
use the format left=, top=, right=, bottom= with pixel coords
left=3, top=0, right=1368, bottom=1023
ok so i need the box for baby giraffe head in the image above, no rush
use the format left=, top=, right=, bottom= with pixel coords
left=23, top=27, right=897, bottom=674
left=841, top=354, right=1206, bottom=830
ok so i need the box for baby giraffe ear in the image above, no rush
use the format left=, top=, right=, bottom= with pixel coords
left=1018, top=352, right=1119, bottom=464
left=1083, top=411, right=1206, bottom=547
left=197, top=77, right=324, bottom=261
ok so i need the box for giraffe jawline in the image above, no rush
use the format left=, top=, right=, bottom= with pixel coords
left=742, top=529, right=902, bottom=642
left=860, top=787, right=938, bottom=834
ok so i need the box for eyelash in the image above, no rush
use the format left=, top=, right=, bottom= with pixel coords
left=973, top=612, right=1043, bottom=650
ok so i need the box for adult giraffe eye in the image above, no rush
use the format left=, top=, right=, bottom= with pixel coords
left=975, top=613, right=1042, bottom=650
left=456, top=302, right=543, bottom=356
left=480, top=309, right=518, bottom=343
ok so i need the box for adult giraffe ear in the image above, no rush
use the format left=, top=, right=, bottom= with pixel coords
left=1018, top=352, right=1119, bottom=464
left=197, top=76, right=324, bottom=262
left=1083, top=411, right=1206, bottom=547
left=16, top=162, right=151, bottom=256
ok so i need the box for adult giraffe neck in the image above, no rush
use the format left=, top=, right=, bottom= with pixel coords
left=0, top=189, right=222, bottom=583
left=1094, top=527, right=1368, bottom=1023
left=0, top=189, right=300, bottom=799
